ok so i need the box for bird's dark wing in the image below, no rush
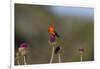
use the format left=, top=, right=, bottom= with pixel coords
left=54, top=31, right=60, bottom=38
left=54, top=46, right=61, bottom=54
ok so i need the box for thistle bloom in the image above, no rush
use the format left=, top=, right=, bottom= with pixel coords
left=18, top=42, right=28, bottom=56
left=50, top=35, right=56, bottom=42
left=20, top=43, right=28, bottom=48
left=18, top=42, right=28, bottom=65
left=49, top=34, right=57, bottom=45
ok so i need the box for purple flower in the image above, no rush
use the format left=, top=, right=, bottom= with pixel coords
left=50, top=35, right=56, bottom=42
left=20, top=43, right=28, bottom=48
left=18, top=43, right=28, bottom=55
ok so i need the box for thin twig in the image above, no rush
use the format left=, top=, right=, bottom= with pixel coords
left=50, top=46, right=54, bottom=64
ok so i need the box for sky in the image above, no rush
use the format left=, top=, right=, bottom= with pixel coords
left=48, top=6, right=94, bottom=19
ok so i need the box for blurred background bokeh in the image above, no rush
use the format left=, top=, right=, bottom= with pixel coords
left=15, top=4, right=94, bottom=65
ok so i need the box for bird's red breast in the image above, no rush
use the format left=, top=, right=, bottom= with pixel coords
left=48, top=23, right=55, bottom=35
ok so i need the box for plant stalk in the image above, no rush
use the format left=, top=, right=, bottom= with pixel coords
left=17, top=60, right=20, bottom=65
left=50, top=46, right=54, bottom=64
left=58, top=53, right=61, bottom=63
left=80, top=54, right=83, bottom=62
left=23, top=56, right=27, bottom=65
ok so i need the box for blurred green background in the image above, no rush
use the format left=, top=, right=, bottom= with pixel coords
left=15, top=4, right=94, bottom=65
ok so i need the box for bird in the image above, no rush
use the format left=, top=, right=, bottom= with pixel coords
left=48, top=23, right=60, bottom=38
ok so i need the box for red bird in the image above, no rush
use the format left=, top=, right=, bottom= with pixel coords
left=48, top=23, right=60, bottom=38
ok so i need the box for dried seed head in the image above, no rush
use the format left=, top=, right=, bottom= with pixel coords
left=79, top=48, right=84, bottom=54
